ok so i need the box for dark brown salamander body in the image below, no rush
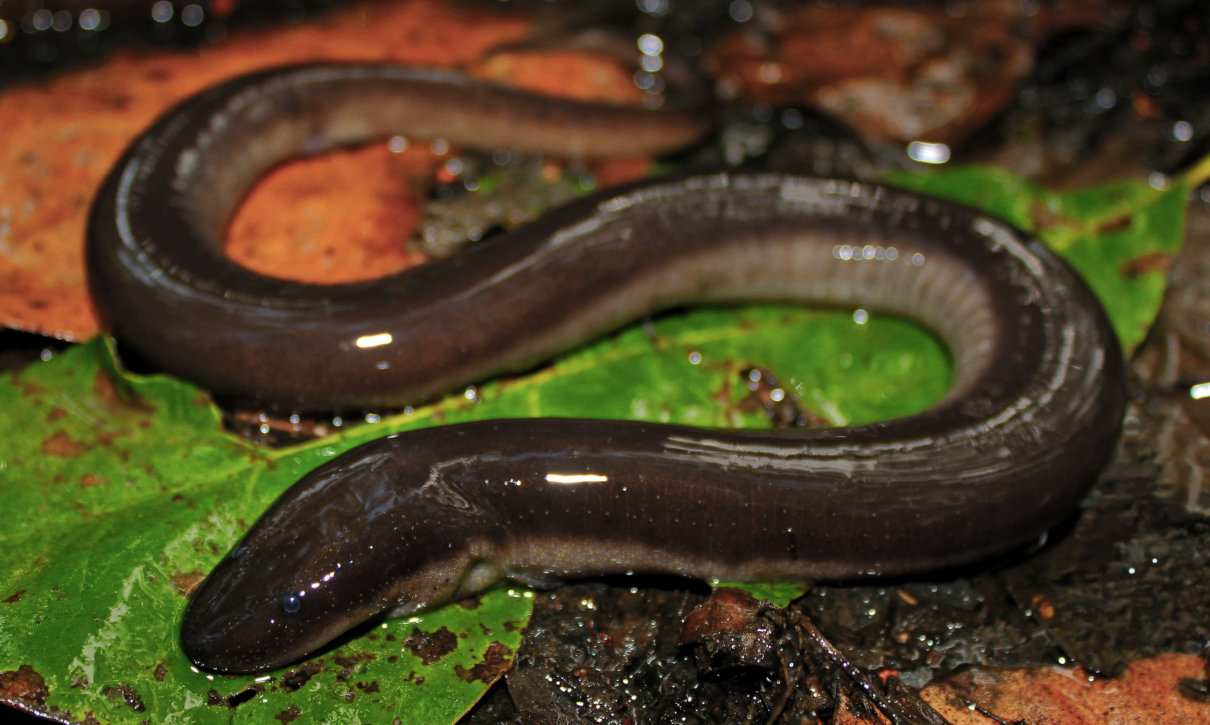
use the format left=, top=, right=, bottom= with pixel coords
left=86, top=63, right=1126, bottom=674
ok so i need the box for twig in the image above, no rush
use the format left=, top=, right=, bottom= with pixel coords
left=790, top=610, right=949, bottom=725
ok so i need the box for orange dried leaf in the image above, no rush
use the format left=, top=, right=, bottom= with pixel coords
left=0, top=0, right=534, bottom=339
left=922, top=654, right=1210, bottom=724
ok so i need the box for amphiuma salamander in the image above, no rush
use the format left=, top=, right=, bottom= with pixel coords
left=85, top=63, right=1126, bottom=673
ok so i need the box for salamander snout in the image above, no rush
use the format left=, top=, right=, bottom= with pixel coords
left=180, top=436, right=480, bottom=673
left=180, top=529, right=388, bottom=673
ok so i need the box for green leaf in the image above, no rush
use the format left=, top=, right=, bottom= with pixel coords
left=885, top=165, right=1189, bottom=353
left=1, top=339, right=534, bottom=724
left=710, top=581, right=808, bottom=609
left=0, top=164, right=1191, bottom=722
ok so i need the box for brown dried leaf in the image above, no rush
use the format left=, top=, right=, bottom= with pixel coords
left=0, top=0, right=643, bottom=338
left=707, top=5, right=1035, bottom=144
left=921, top=654, right=1210, bottom=724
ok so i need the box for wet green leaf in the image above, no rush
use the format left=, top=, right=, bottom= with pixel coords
left=885, top=165, right=1189, bottom=353
left=711, top=581, right=808, bottom=609
left=0, top=165, right=1190, bottom=723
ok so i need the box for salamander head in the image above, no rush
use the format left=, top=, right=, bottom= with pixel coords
left=179, top=532, right=391, bottom=673
left=180, top=442, right=478, bottom=673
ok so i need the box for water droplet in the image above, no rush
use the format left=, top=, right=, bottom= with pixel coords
left=150, top=1, right=173, bottom=23
left=636, top=0, right=669, bottom=16
left=637, top=33, right=663, bottom=56
left=907, top=140, right=951, bottom=165
left=633, top=70, right=657, bottom=91
left=181, top=3, right=204, bottom=28
left=639, top=54, right=663, bottom=73
left=388, top=135, right=409, bottom=153
left=31, top=9, right=53, bottom=31
left=728, top=0, right=754, bottom=22
left=78, top=9, right=101, bottom=31
left=1093, top=87, right=1116, bottom=110
left=1173, top=120, right=1194, bottom=143
left=281, top=593, right=301, bottom=615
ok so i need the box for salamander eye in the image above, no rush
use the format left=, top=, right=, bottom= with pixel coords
left=281, top=593, right=302, bottom=615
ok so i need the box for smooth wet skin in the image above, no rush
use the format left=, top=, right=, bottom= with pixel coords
left=86, top=63, right=1127, bottom=674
